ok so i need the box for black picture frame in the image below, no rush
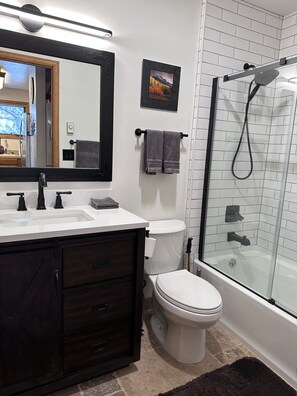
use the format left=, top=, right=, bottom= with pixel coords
left=140, top=59, right=181, bottom=111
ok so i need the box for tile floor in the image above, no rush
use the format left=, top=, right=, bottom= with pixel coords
left=50, top=309, right=255, bottom=396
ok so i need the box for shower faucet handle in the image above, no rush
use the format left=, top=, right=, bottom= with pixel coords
left=225, top=205, right=244, bottom=223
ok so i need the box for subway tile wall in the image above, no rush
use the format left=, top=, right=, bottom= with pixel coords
left=186, top=0, right=297, bottom=263
left=280, top=11, right=297, bottom=58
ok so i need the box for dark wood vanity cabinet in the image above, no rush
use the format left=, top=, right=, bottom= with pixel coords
left=0, top=228, right=145, bottom=396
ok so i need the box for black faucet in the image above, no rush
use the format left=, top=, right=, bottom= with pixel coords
left=227, top=232, right=250, bottom=246
left=37, top=173, right=47, bottom=210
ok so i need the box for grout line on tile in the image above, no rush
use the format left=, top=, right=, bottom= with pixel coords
left=113, top=372, right=128, bottom=396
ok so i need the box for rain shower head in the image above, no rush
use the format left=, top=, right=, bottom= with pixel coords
left=254, top=69, right=279, bottom=86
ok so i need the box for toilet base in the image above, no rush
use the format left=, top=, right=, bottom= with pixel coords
left=150, top=314, right=206, bottom=364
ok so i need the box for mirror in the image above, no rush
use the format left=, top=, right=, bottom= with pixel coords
left=0, top=28, right=114, bottom=182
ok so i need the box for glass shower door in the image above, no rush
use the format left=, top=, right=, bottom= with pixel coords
left=201, top=62, right=297, bottom=307
left=270, top=82, right=297, bottom=317
left=201, top=73, right=278, bottom=299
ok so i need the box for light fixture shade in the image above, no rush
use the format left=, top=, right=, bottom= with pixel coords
left=0, top=2, right=112, bottom=38
left=19, top=4, right=44, bottom=32
left=0, top=71, right=6, bottom=90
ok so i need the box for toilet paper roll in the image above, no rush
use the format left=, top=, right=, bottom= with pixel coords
left=145, top=237, right=156, bottom=258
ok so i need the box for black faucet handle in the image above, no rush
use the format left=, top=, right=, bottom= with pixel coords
left=6, top=192, right=27, bottom=211
left=54, top=191, right=72, bottom=209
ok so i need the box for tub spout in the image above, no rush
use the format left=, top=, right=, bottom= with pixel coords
left=227, top=232, right=250, bottom=246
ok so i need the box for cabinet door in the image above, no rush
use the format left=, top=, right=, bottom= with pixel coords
left=0, top=246, right=62, bottom=394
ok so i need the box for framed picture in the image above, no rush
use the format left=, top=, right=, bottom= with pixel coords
left=140, top=59, right=181, bottom=111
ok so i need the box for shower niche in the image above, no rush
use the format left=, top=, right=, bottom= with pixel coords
left=199, top=56, right=297, bottom=318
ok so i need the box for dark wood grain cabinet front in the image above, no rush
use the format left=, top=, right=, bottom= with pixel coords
left=0, top=243, right=62, bottom=396
left=0, top=228, right=145, bottom=396
left=63, top=318, right=132, bottom=373
left=63, top=278, right=133, bottom=332
left=63, top=234, right=136, bottom=288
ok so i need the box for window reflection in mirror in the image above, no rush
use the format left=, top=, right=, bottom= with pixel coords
left=0, top=101, right=27, bottom=167
left=0, top=51, right=101, bottom=169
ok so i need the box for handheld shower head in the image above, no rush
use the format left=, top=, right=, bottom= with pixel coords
left=254, top=69, right=279, bottom=86
left=231, top=66, right=279, bottom=180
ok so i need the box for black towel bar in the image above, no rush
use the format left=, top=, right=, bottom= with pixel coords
left=135, top=128, right=188, bottom=139
left=69, top=140, right=76, bottom=145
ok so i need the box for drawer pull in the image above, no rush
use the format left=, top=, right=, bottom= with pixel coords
left=54, top=270, right=59, bottom=295
left=91, top=303, right=109, bottom=313
left=91, top=259, right=110, bottom=269
left=90, top=341, right=107, bottom=352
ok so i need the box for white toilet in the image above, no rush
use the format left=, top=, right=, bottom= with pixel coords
left=145, top=219, right=222, bottom=364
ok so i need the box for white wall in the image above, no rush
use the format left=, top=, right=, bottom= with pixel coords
left=0, top=0, right=201, bottom=222
left=59, top=60, right=100, bottom=168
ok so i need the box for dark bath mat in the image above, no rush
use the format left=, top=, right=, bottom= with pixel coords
left=159, top=357, right=296, bottom=396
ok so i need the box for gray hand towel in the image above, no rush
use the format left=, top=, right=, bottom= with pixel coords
left=90, top=197, right=119, bottom=209
left=144, top=130, right=164, bottom=174
left=163, top=131, right=180, bottom=174
left=76, top=140, right=100, bottom=168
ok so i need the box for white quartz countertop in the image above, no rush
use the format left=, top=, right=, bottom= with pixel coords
left=0, top=206, right=149, bottom=244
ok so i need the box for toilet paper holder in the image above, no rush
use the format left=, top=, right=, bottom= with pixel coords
left=145, top=230, right=156, bottom=259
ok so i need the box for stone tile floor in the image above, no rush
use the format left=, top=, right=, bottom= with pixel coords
left=50, top=312, right=255, bottom=396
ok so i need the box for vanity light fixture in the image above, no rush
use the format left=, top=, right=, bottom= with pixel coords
left=0, top=71, right=6, bottom=90
left=0, top=2, right=112, bottom=38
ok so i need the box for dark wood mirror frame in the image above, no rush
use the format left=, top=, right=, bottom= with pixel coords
left=0, top=28, right=114, bottom=182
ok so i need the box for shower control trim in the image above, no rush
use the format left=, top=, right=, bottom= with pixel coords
left=225, top=205, right=244, bottom=223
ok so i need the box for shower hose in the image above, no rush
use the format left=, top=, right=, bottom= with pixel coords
left=231, top=80, right=260, bottom=180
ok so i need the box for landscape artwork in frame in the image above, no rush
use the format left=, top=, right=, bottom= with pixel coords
left=141, top=59, right=181, bottom=111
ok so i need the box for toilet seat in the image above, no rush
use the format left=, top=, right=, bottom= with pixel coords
left=156, top=270, right=222, bottom=314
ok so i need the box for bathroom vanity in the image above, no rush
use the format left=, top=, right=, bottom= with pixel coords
left=0, top=207, right=148, bottom=396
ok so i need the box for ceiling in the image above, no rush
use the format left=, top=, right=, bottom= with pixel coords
left=243, top=0, right=297, bottom=16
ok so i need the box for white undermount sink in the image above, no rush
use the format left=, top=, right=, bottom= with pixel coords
left=0, top=210, right=94, bottom=228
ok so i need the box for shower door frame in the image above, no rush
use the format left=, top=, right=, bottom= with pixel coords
left=198, top=77, right=218, bottom=261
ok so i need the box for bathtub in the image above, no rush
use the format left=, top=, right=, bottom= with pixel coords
left=195, top=248, right=297, bottom=389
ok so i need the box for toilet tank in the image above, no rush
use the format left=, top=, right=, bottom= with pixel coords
left=145, top=219, right=186, bottom=275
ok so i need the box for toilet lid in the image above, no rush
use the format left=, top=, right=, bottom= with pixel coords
left=156, top=270, right=222, bottom=314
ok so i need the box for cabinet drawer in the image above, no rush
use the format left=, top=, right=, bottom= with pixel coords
left=64, top=279, right=133, bottom=332
left=63, top=237, right=135, bottom=288
left=63, top=319, right=132, bottom=373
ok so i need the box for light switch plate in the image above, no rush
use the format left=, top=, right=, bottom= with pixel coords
left=66, top=122, right=74, bottom=135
